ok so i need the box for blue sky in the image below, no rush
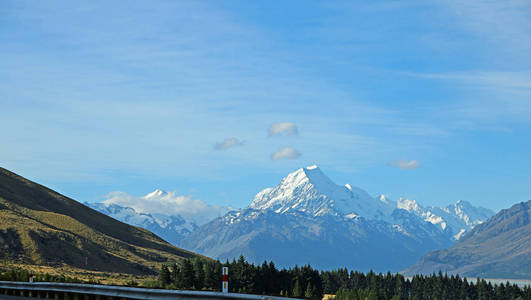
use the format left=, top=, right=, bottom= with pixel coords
left=1, top=0, right=530, bottom=211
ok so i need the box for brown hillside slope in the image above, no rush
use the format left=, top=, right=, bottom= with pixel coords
left=0, top=167, right=198, bottom=275
left=403, top=200, right=531, bottom=279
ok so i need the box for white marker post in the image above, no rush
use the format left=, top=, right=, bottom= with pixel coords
left=29, top=270, right=34, bottom=283
left=222, top=267, right=228, bottom=293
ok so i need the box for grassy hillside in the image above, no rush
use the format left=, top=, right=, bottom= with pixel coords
left=0, top=167, right=199, bottom=275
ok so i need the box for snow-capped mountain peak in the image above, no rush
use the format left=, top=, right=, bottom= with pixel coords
left=145, top=189, right=167, bottom=199
left=89, top=165, right=495, bottom=272
left=397, top=198, right=421, bottom=213
left=250, top=165, right=393, bottom=220
left=378, top=194, right=393, bottom=205
left=440, top=200, right=494, bottom=229
left=395, top=197, right=495, bottom=240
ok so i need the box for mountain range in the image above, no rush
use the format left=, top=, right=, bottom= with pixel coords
left=4, top=164, right=527, bottom=278
left=87, top=202, right=198, bottom=245
left=179, top=166, right=494, bottom=271
left=86, top=189, right=232, bottom=245
left=404, top=200, right=531, bottom=278
left=90, top=165, right=494, bottom=272
left=0, top=167, right=199, bottom=275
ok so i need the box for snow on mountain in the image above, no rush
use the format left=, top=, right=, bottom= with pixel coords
left=250, top=165, right=492, bottom=239
left=102, top=189, right=232, bottom=226
left=88, top=189, right=234, bottom=245
left=145, top=189, right=166, bottom=199
left=180, top=206, right=453, bottom=271
left=181, top=165, right=495, bottom=271
left=250, top=165, right=393, bottom=220
left=396, top=198, right=495, bottom=240
left=87, top=202, right=196, bottom=244
left=89, top=165, right=494, bottom=270
left=404, top=200, right=531, bottom=278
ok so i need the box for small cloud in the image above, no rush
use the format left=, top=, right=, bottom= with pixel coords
left=214, top=137, right=244, bottom=150
left=271, top=146, right=301, bottom=160
left=388, top=159, right=420, bottom=170
left=269, top=122, right=298, bottom=137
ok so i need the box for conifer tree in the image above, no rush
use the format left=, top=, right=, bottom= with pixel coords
left=192, top=258, right=205, bottom=290
left=305, top=282, right=313, bottom=299
left=180, top=259, right=194, bottom=289
left=174, top=264, right=184, bottom=289
left=158, top=265, right=171, bottom=286
left=203, top=261, right=216, bottom=290
left=293, top=279, right=303, bottom=298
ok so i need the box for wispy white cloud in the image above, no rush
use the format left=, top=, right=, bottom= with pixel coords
left=388, top=159, right=420, bottom=170
left=103, top=190, right=232, bottom=225
left=268, top=122, right=298, bottom=137
left=404, top=70, right=531, bottom=90
left=421, top=1, right=531, bottom=123
left=399, top=70, right=531, bottom=123
left=271, top=147, right=301, bottom=160
left=438, top=0, right=531, bottom=54
left=214, top=137, right=244, bottom=150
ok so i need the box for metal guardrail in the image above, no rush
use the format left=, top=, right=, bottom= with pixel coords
left=0, top=281, right=296, bottom=300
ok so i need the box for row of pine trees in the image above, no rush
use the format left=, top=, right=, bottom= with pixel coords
left=158, top=256, right=322, bottom=299
left=158, top=256, right=531, bottom=300
left=329, top=271, right=530, bottom=300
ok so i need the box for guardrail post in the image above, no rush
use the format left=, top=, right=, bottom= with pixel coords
left=222, top=267, right=229, bottom=293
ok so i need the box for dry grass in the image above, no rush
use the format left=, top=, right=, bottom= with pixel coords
left=0, top=262, right=156, bottom=286
left=0, top=167, right=200, bottom=277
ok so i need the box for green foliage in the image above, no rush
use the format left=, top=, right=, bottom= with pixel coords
left=305, top=282, right=319, bottom=299
left=158, top=265, right=171, bottom=286
left=0, top=268, right=82, bottom=283
left=192, top=257, right=205, bottom=290
left=180, top=258, right=195, bottom=289
left=125, top=279, right=139, bottom=287
left=141, top=280, right=162, bottom=288
left=3, top=259, right=530, bottom=300
left=156, top=257, right=323, bottom=299
left=332, top=272, right=531, bottom=300
left=156, top=257, right=531, bottom=300
left=293, top=279, right=302, bottom=297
